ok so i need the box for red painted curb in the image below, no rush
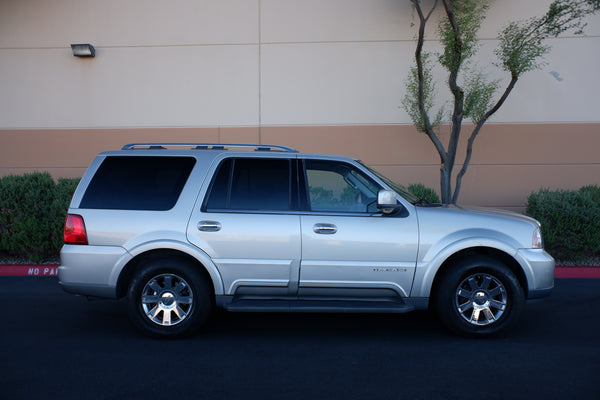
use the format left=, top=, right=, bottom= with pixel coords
left=0, top=265, right=59, bottom=277
left=0, top=264, right=599, bottom=278
left=554, top=266, right=600, bottom=279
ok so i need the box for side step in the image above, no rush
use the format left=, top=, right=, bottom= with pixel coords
left=222, top=299, right=415, bottom=314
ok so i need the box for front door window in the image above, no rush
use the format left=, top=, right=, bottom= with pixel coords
left=305, top=160, right=379, bottom=214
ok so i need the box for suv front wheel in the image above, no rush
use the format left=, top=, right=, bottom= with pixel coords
left=434, top=256, right=525, bottom=337
left=127, top=258, right=213, bottom=338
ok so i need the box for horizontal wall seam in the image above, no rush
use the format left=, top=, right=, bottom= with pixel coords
left=259, top=35, right=600, bottom=46
left=0, top=43, right=259, bottom=51
left=2, top=121, right=600, bottom=130
left=2, top=34, right=598, bottom=51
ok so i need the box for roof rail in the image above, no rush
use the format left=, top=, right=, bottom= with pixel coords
left=121, top=143, right=298, bottom=152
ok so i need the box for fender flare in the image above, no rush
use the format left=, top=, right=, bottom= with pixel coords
left=411, top=236, right=521, bottom=298
left=110, top=240, right=225, bottom=296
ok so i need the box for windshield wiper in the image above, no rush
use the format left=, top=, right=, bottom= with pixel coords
left=414, top=197, right=432, bottom=206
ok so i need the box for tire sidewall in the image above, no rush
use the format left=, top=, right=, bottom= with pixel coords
left=435, top=256, right=525, bottom=337
left=127, top=258, right=212, bottom=338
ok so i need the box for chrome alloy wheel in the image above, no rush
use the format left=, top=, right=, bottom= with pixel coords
left=455, top=273, right=508, bottom=326
left=141, top=273, right=194, bottom=326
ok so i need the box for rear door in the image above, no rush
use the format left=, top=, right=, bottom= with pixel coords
left=187, top=156, right=301, bottom=296
left=298, top=159, right=419, bottom=298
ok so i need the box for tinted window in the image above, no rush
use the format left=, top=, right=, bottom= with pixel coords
left=205, top=159, right=232, bottom=210
left=304, top=160, right=380, bottom=213
left=205, top=158, right=291, bottom=211
left=80, top=156, right=195, bottom=210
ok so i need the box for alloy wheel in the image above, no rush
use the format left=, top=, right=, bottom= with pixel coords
left=140, top=273, right=194, bottom=326
left=454, top=273, right=508, bottom=326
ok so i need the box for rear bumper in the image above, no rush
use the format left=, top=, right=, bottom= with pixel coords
left=58, top=244, right=128, bottom=299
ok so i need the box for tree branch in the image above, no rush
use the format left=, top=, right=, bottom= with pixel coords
left=411, top=0, right=447, bottom=162
left=452, top=75, right=519, bottom=204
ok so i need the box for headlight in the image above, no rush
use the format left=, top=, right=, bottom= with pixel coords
left=532, top=228, right=543, bottom=248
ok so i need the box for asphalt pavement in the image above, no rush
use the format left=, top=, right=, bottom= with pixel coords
left=1, top=277, right=599, bottom=400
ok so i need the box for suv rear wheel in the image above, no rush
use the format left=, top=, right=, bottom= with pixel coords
left=434, top=256, right=525, bottom=337
left=127, top=258, right=213, bottom=338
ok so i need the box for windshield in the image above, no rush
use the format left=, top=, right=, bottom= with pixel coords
left=358, top=161, right=420, bottom=204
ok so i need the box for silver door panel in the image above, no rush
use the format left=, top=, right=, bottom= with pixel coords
left=187, top=213, right=301, bottom=295
left=299, top=215, right=418, bottom=298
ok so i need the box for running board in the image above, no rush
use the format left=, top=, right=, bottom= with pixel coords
left=222, top=299, right=415, bottom=314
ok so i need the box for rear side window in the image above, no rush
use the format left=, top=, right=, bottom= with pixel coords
left=205, top=158, right=292, bottom=211
left=80, top=156, right=196, bottom=210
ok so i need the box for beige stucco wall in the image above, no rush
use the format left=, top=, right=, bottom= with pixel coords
left=0, top=0, right=599, bottom=211
left=1, top=0, right=599, bottom=128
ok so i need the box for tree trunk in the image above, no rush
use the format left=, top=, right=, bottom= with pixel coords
left=440, top=163, right=453, bottom=204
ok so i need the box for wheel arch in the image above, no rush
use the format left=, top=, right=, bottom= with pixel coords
left=428, top=247, right=527, bottom=306
left=115, top=245, right=224, bottom=298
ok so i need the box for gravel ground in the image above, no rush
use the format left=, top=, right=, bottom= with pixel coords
left=0, top=255, right=60, bottom=265
left=555, top=257, right=600, bottom=267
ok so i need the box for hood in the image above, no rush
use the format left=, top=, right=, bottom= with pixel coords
left=413, top=204, right=542, bottom=251
left=444, top=205, right=541, bottom=226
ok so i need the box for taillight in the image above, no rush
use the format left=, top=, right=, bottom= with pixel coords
left=64, top=214, right=88, bottom=245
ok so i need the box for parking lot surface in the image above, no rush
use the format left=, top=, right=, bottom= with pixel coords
left=1, top=277, right=599, bottom=399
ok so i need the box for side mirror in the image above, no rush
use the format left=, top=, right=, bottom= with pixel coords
left=377, top=190, right=402, bottom=214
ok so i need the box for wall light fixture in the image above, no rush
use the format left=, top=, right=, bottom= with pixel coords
left=70, top=44, right=95, bottom=57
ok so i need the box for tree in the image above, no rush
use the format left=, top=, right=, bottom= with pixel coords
left=402, top=0, right=600, bottom=204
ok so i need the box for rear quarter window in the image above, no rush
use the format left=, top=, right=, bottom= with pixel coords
left=79, top=156, right=196, bottom=210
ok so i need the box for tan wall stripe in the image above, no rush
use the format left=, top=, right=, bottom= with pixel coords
left=1, top=123, right=598, bottom=211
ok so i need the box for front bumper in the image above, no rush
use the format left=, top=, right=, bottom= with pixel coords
left=516, top=248, right=555, bottom=299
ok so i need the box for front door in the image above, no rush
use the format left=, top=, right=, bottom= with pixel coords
left=299, top=159, right=418, bottom=298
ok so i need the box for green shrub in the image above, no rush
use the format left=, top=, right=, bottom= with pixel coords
left=527, top=186, right=600, bottom=261
left=0, top=173, right=80, bottom=263
left=407, top=183, right=441, bottom=204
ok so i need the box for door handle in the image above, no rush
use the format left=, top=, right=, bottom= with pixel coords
left=313, top=223, right=337, bottom=234
left=198, top=221, right=222, bottom=232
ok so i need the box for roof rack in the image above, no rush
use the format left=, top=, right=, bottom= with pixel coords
left=121, top=143, right=298, bottom=152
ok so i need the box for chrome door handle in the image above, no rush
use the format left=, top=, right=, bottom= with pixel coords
left=198, top=221, right=222, bottom=232
left=313, top=223, right=337, bottom=234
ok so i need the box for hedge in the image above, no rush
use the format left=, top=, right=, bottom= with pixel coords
left=407, top=183, right=441, bottom=204
left=527, top=185, right=600, bottom=261
left=0, top=172, right=80, bottom=263
left=3, top=173, right=596, bottom=263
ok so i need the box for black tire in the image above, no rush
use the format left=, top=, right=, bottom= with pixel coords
left=127, top=257, right=213, bottom=338
left=434, top=256, right=525, bottom=337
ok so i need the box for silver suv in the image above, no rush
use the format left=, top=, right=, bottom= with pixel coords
left=59, top=143, right=554, bottom=338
